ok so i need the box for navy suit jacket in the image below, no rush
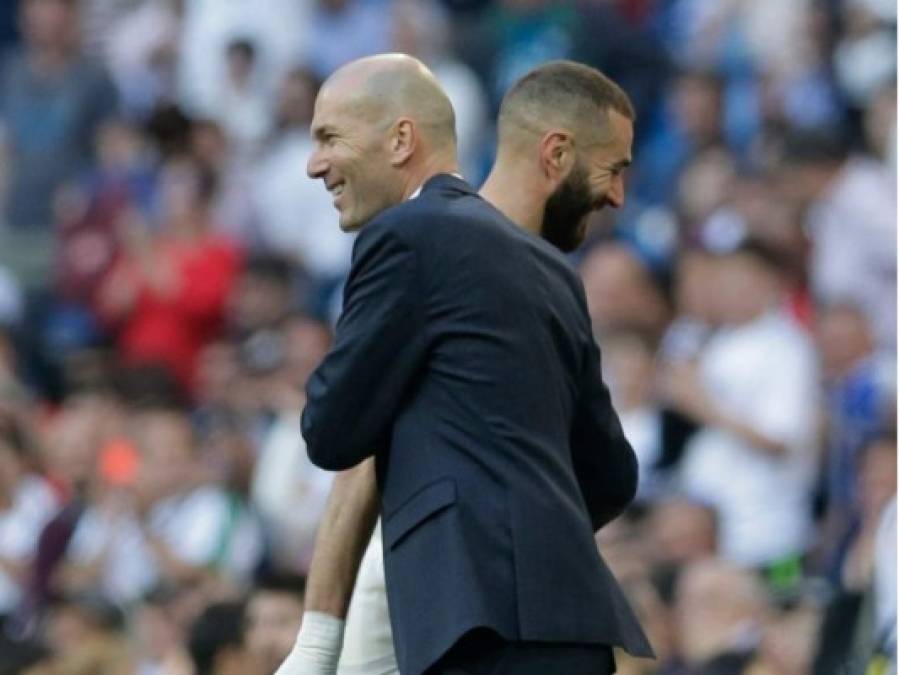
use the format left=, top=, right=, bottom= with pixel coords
left=302, top=174, right=653, bottom=674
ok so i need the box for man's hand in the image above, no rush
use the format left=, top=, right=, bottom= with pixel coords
left=275, top=612, right=346, bottom=675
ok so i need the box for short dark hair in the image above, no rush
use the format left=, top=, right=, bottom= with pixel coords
left=499, top=60, right=635, bottom=142
left=726, top=238, right=786, bottom=273
left=188, top=601, right=245, bottom=675
left=116, top=363, right=186, bottom=411
left=243, top=254, right=296, bottom=288
left=251, top=573, right=306, bottom=602
left=226, top=38, right=256, bottom=62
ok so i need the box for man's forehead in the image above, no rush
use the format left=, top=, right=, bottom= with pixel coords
left=310, top=95, right=352, bottom=133
left=312, top=84, right=379, bottom=127
left=598, top=109, right=633, bottom=164
left=606, top=109, right=633, bottom=145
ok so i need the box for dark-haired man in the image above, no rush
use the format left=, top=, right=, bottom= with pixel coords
left=189, top=601, right=247, bottom=675
left=246, top=575, right=307, bottom=674
left=279, top=56, right=651, bottom=675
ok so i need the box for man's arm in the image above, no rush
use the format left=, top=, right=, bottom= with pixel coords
left=302, top=222, right=429, bottom=470
left=570, top=336, right=639, bottom=531
left=661, top=361, right=790, bottom=456
left=305, top=459, right=381, bottom=616
left=275, top=459, right=380, bottom=675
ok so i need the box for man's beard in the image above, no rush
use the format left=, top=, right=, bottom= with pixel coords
left=540, top=161, right=598, bottom=253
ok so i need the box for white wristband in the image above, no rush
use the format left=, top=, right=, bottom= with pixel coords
left=274, top=612, right=346, bottom=675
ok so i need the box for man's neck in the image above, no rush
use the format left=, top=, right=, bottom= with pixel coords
left=479, top=160, right=545, bottom=237
left=401, top=153, right=460, bottom=202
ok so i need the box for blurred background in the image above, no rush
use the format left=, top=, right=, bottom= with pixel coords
left=0, top=0, right=894, bottom=673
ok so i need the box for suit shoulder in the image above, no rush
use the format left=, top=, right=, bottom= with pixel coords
left=364, top=190, right=493, bottom=246
left=357, top=197, right=434, bottom=242
left=528, top=235, right=589, bottom=296
left=351, top=203, right=418, bottom=256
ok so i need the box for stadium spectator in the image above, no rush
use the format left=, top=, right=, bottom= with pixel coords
left=837, top=436, right=897, bottom=592
left=673, top=560, right=769, bottom=675
left=243, top=574, right=305, bottom=675
left=188, top=600, right=249, bottom=675
left=97, top=159, right=241, bottom=394
left=665, top=242, right=819, bottom=569
left=0, top=413, right=56, bottom=616
left=779, top=127, right=897, bottom=354
left=633, top=70, right=723, bottom=207
left=658, top=247, right=719, bottom=364
left=188, top=118, right=258, bottom=247
left=59, top=406, right=263, bottom=605
left=0, top=0, right=118, bottom=285
left=579, top=243, right=669, bottom=340
left=56, top=117, right=157, bottom=311
left=813, top=438, right=897, bottom=674
left=210, top=38, right=272, bottom=158
left=745, top=603, right=821, bottom=675
left=176, top=0, right=308, bottom=121
left=22, top=593, right=131, bottom=675
left=129, top=586, right=194, bottom=675
left=99, top=0, right=181, bottom=119
left=815, top=303, right=895, bottom=561
left=648, top=497, right=719, bottom=569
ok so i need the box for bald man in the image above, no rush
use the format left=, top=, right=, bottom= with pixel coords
left=280, top=57, right=651, bottom=675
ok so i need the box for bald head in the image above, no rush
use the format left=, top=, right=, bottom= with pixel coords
left=307, top=54, right=459, bottom=231
left=322, top=54, right=456, bottom=150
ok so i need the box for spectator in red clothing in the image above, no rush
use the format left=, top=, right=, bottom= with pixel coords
left=98, top=159, right=241, bottom=395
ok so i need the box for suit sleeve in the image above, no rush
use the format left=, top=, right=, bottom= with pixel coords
left=570, top=335, right=639, bottom=531
left=302, top=222, right=429, bottom=471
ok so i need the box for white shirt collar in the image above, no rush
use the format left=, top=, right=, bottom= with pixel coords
left=407, top=173, right=464, bottom=201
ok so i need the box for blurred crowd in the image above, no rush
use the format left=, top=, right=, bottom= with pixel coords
left=0, top=0, right=895, bottom=673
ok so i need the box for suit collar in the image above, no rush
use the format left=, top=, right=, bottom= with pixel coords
left=420, top=172, right=477, bottom=197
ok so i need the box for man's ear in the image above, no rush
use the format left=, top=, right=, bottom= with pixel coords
left=389, top=118, right=416, bottom=167
left=539, top=130, right=574, bottom=188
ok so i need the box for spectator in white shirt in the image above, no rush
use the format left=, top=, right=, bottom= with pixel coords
left=779, top=129, right=897, bottom=354
left=662, top=240, right=820, bottom=567
left=212, top=38, right=274, bottom=158
left=176, top=0, right=310, bottom=120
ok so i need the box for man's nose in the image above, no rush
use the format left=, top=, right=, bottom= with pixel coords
left=307, top=148, right=328, bottom=179
left=607, top=175, right=625, bottom=209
